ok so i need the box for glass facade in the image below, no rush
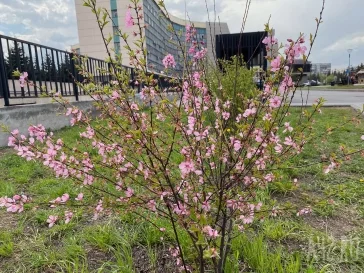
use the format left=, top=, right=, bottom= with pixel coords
left=143, top=0, right=206, bottom=74
left=110, top=0, right=120, bottom=53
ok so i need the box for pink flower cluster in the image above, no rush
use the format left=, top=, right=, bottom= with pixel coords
left=162, top=54, right=176, bottom=69
left=0, top=195, right=29, bottom=213
left=66, top=107, right=83, bottom=126
left=125, top=9, right=133, bottom=27
left=284, top=36, right=307, bottom=64
left=49, top=193, right=70, bottom=208
left=262, top=35, right=278, bottom=51
left=19, top=72, right=28, bottom=88
left=202, top=225, right=219, bottom=238
left=297, top=207, right=312, bottom=216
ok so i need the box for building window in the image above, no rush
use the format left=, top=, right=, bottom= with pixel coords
left=114, top=42, right=120, bottom=53
left=111, top=9, right=118, bottom=18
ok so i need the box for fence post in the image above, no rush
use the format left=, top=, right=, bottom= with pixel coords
left=0, top=38, right=10, bottom=106
left=70, top=52, right=79, bottom=101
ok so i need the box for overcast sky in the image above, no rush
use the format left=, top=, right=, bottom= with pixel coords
left=0, top=0, right=362, bottom=70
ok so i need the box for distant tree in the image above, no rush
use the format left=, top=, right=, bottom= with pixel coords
left=326, top=74, right=335, bottom=83
left=5, top=43, right=32, bottom=79
left=41, top=54, right=57, bottom=81
left=58, top=54, right=73, bottom=83
left=355, top=63, right=364, bottom=73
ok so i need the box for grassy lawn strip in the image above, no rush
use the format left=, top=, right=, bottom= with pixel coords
left=308, top=85, right=364, bottom=91
left=1, top=107, right=364, bottom=272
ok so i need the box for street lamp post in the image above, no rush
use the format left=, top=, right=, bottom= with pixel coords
left=347, top=49, right=353, bottom=85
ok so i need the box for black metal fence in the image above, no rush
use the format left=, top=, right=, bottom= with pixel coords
left=0, top=34, right=118, bottom=106
left=0, top=34, right=182, bottom=107
left=215, top=31, right=268, bottom=71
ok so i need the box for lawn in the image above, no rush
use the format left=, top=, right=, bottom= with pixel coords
left=1, top=107, right=364, bottom=272
left=311, top=85, right=364, bottom=91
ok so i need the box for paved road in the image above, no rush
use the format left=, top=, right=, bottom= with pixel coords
left=291, top=89, right=364, bottom=109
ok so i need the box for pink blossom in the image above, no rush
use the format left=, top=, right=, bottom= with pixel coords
left=240, top=214, right=254, bottom=224
left=264, top=84, right=272, bottom=94
left=324, top=162, right=336, bottom=174
left=147, top=200, right=157, bottom=211
left=173, top=202, right=189, bottom=215
left=269, top=96, right=281, bottom=108
left=156, top=113, right=165, bottom=121
left=361, top=135, right=364, bottom=140
left=179, top=160, right=195, bottom=177
left=75, top=193, right=83, bottom=201
left=47, top=215, right=58, bottom=228
left=201, top=201, right=211, bottom=212
left=111, top=91, right=120, bottom=100
left=255, top=158, right=266, bottom=170
left=65, top=211, right=73, bottom=224
left=125, top=187, right=134, bottom=198
left=262, top=36, right=278, bottom=48
left=162, top=54, right=176, bottom=69
left=222, top=112, right=230, bottom=120
left=93, top=200, right=103, bottom=220
left=61, top=193, right=70, bottom=203
left=264, top=173, right=274, bottom=182
left=275, top=144, right=283, bottom=153
left=263, top=113, right=272, bottom=121
left=8, top=136, right=17, bottom=147
left=271, top=207, right=278, bottom=217
left=203, top=226, right=219, bottom=238
left=235, top=114, right=242, bottom=122
left=283, top=122, right=293, bottom=133
left=188, top=46, right=196, bottom=55
left=19, top=72, right=28, bottom=88
left=131, top=103, right=139, bottom=111
left=270, top=56, right=281, bottom=72
left=243, top=107, right=257, bottom=118
left=125, top=9, right=133, bottom=27
left=233, top=140, right=242, bottom=151
left=297, top=207, right=312, bottom=216
left=193, top=48, right=207, bottom=60
left=284, top=137, right=294, bottom=146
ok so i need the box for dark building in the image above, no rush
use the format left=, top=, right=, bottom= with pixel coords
left=215, top=31, right=268, bottom=71
left=289, top=59, right=312, bottom=85
left=290, top=59, right=312, bottom=73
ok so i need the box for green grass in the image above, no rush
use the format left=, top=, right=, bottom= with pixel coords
left=1, top=107, right=364, bottom=272
left=308, top=85, right=364, bottom=90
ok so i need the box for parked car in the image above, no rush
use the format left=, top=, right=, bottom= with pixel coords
left=310, top=80, right=318, bottom=86
left=253, top=77, right=264, bottom=90
left=303, top=81, right=311, bottom=86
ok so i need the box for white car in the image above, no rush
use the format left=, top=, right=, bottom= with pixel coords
left=303, top=81, right=311, bottom=86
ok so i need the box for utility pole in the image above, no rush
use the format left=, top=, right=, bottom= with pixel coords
left=347, top=49, right=353, bottom=85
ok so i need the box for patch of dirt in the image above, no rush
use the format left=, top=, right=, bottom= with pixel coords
left=273, top=185, right=364, bottom=239
left=132, top=245, right=178, bottom=273
left=0, top=148, right=13, bottom=157
left=86, top=247, right=115, bottom=271
left=302, top=213, right=362, bottom=239
left=0, top=211, right=18, bottom=230
left=281, top=237, right=307, bottom=253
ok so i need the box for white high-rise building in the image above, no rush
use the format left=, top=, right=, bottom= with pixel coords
left=74, top=0, right=230, bottom=72
left=311, top=63, right=331, bottom=75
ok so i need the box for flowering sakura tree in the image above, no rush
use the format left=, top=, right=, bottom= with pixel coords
left=0, top=0, right=342, bottom=272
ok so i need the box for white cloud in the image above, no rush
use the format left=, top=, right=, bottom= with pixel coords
left=1, top=0, right=364, bottom=71
left=324, top=34, right=364, bottom=52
